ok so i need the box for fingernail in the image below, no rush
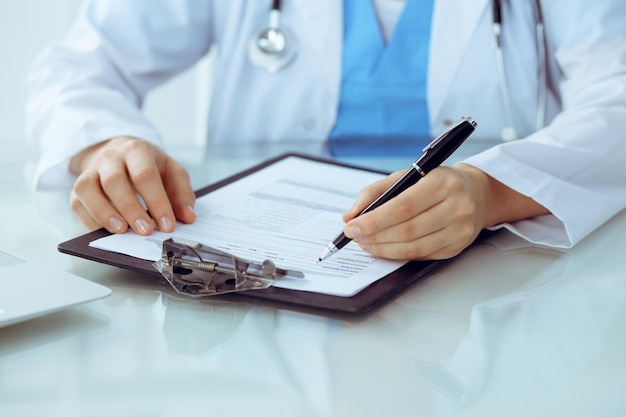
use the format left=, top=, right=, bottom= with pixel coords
left=187, top=205, right=196, bottom=216
left=134, top=218, right=151, bottom=235
left=159, top=216, right=175, bottom=232
left=358, top=242, right=370, bottom=250
left=108, top=216, right=124, bottom=233
left=345, top=225, right=362, bottom=240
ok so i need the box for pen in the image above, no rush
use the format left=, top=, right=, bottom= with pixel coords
left=317, top=116, right=477, bottom=262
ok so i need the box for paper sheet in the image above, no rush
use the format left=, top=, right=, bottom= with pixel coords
left=90, top=156, right=407, bottom=296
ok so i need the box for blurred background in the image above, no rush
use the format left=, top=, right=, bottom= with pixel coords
left=0, top=1, right=213, bottom=167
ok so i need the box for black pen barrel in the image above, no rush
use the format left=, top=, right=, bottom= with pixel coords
left=417, top=119, right=476, bottom=172
left=332, top=232, right=351, bottom=252
left=358, top=168, right=423, bottom=216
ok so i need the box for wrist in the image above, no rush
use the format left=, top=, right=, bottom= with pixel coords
left=455, top=163, right=549, bottom=228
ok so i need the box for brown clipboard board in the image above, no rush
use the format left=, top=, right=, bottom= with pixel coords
left=58, top=152, right=460, bottom=314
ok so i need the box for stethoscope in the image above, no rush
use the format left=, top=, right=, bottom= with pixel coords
left=493, top=0, right=547, bottom=141
left=248, top=0, right=548, bottom=141
left=248, top=0, right=298, bottom=73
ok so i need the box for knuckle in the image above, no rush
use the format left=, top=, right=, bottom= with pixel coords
left=444, top=242, right=467, bottom=259
left=105, top=137, right=153, bottom=161
left=455, top=199, right=476, bottom=221
left=395, top=199, right=414, bottom=220
left=442, top=173, right=464, bottom=193
left=402, top=244, right=423, bottom=261
left=169, top=161, right=189, bottom=177
left=368, top=214, right=386, bottom=234
left=99, top=146, right=119, bottom=161
left=131, top=166, right=158, bottom=186
left=119, top=137, right=148, bottom=153
left=99, top=169, right=127, bottom=191
left=397, top=221, right=416, bottom=240
left=115, top=205, right=140, bottom=220
left=69, top=194, right=83, bottom=212
left=455, top=200, right=479, bottom=232
left=454, top=224, right=472, bottom=244
left=359, top=184, right=378, bottom=202
left=176, top=168, right=191, bottom=185
left=147, top=199, right=172, bottom=217
left=73, top=172, right=96, bottom=195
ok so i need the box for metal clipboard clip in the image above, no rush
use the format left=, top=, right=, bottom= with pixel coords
left=153, top=238, right=305, bottom=297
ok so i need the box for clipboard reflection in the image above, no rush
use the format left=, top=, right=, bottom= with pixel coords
left=161, top=294, right=251, bottom=356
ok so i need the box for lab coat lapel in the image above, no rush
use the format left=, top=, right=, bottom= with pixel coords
left=290, top=0, right=343, bottom=127
left=428, top=0, right=490, bottom=122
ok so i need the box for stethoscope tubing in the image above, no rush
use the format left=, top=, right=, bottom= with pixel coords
left=493, top=0, right=548, bottom=140
left=252, top=0, right=549, bottom=141
left=248, top=0, right=297, bottom=73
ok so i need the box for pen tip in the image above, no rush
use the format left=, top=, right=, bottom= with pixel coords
left=317, top=258, right=322, bottom=263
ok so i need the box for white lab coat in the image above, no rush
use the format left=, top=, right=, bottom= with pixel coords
left=25, top=0, right=626, bottom=249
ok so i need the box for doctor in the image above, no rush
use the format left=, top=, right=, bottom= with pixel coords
left=26, top=0, right=626, bottom=261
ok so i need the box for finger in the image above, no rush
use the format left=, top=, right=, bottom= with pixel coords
left=162, top=158, right=196, bottom=224
left=71, top=174, right=128, bottom=233
left=354, top=199, right=449, bottom=246
left=356, top=200, right=481, bottom=261
left=357, top=227, right=460, bottom=261
left=345, top=167, right=459, bottom=239
left=70, top=189, right=103, bottom=231
left=98, top=156, right=156, bottom=235
left=342, top=170, right=407, bottom=222
left=123, top=150, right=177, bottom=233
left=344, top=181, right=438, bottom=242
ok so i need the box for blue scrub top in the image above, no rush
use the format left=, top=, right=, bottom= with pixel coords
left=329, top=0, right=434, bottom=151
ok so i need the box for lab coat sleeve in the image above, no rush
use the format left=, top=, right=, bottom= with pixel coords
left=463, top=1, right=626, bottom=248
left=25, top=0, right=213, bottom=190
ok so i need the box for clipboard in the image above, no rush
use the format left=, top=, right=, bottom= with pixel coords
left=58, top=153, right=456, bottom=314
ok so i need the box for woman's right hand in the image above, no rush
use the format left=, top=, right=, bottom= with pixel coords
left=69, top=136, right=196, bottom=235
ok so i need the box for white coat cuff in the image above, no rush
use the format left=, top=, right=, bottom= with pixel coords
left=462, top=150, right=574, bottom=249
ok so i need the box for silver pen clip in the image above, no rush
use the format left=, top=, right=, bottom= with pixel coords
left=422, top=117, right=473, bottom=153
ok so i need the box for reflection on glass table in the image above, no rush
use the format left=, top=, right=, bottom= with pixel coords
left=3, top=138, right=626, bottom=417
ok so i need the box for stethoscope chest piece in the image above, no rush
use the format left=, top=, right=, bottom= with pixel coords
left=248, top=24, right=297, bottom=73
